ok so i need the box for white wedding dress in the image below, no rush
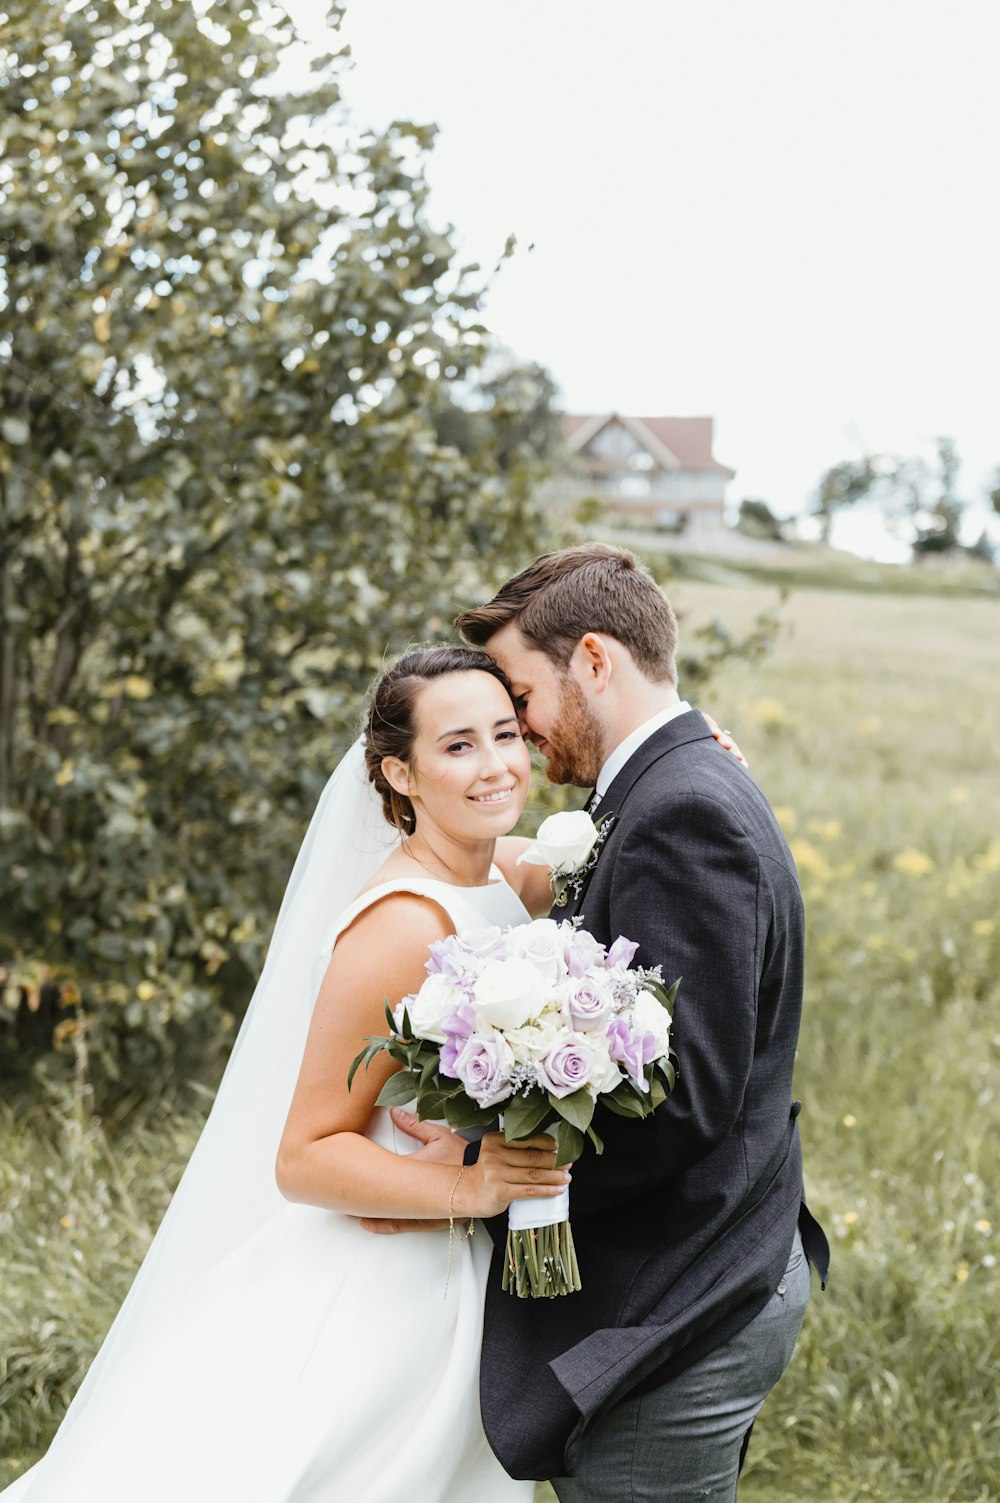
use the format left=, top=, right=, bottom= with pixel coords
left=4, top=871, right=535, bottom=1502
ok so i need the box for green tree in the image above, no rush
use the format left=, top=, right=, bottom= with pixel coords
left=812, top=456, right=880, bottom=542
left=0, top=0, right=556, bottom=1083
left=909, top=437, right=964, bottom=556
left=813, top=440, right=969, bottom=558
left=736, top=497, right=784, bottom=541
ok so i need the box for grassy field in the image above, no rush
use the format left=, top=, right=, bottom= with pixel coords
left=2, top=573, right=998, bottom=1499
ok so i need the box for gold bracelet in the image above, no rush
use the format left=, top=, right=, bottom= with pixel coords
left=448, top=1164, right=466, bottom=1225
left=444, top=1164, right=475, bottom=1299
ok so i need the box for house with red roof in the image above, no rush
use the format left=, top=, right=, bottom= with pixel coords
left=562, top=413, right=734, bottom=531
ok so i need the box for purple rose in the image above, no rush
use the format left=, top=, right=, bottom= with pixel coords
left=440, top=1002, right=477, bottom=1078
left=606, top=936, right=640, bottom=971
left=567, top=977, right=615, bottom=1032
left=565, top=930, right=607, bottom=977
left=453, top=1030, right=515, bottom=1108
left=426, top=934, right=466, bottom=978
left=607, top=1017, right=656, bottom=1090
left=537, top=1033, right=598, bottom=1098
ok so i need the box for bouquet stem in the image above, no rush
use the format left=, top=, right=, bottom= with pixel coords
left=502, top=1219, right=582, bottom=1298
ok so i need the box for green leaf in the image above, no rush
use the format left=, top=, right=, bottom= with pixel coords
left=552, top=1119, right=585, bottom=1167
left=601, top=1083, right=648, bottom=1118
left=414, top=1088, right=451, bottom=1120
left=375, top=1070, right=419, bottom=1107
left=648, top=1073, right=667, bottom=1108
left=443, top=1094, right=496, bottom=1131
left=551, top=1087, right=595, bottom=1134
left=585, top=1123, right=605, bottom=1155
left=502, top=1089, right=553, bottom=1142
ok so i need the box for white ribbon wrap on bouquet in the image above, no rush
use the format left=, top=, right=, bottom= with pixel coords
left=507, top=1184, right=570, bottom=1231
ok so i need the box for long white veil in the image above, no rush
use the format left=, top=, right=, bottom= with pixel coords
left=6, top=740, right=400, bottom=1499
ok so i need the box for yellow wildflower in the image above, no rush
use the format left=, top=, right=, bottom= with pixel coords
left=855, top=717, right=881, bottom=737
left=54, top=760, right=75, bottom=787
left=955, top=1266, right=969, bottom=1284
left=807, top=819, right=842, bottom=841
left=973, top=920, right=994, bottom=937
left=842, top=1212, right=859, bottom=1225
left=789, top=840, right=831, bottom=880
left=748, top=699, right=796, bottom=730
left=136, top=981, right=157, bottom=1003
left=893, top=849, right=934, bottom=878
left=842, top=1115, right=857, bottom=1128
left=975, top=1220, right=992, bottom=1234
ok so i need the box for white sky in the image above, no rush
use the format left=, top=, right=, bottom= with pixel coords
left=285, top=0, right=1000, bottom=559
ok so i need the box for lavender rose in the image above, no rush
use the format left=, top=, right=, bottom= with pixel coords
left=439, top=1001, right=478, bottom=1078
left=607, top=1017, right=657, bottom=1091
left=453, top=1029, right=516, bottom=1108
left=537, top=1031, right=599, bottom=1098
left=565, top=929, right=607, bottom=978
left=605, top=935, right=640, bottom=971
left=567, top=975, right=615, bottom=1032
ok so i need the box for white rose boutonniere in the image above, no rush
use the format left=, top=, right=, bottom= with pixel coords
left=518, top=808, right=616, bottom=908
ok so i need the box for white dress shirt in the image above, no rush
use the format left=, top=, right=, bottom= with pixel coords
left=591, top=700, right=692, bottom=812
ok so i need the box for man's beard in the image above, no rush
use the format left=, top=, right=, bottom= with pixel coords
left=542, top=676, right=607, bottom=787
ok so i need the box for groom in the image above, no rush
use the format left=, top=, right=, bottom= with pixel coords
left=385, top=543, right=827, bottom=1499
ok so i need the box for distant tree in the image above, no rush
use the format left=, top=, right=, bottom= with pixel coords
left=989, top=468, right=1000, bottom=519
left=737, top=498, right=784, bottom=541
left=909, top=438, right=965, bottom=556
left=964, top=530, right=995, bottom=564
left=812, top=440, right=970, bottom=558
left=812, top=457, right=880, bottom=542
left=0, top=0, right=558, bottom=1083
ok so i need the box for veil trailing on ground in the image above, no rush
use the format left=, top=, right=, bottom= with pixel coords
left=6, top=740, right=400, bottom=1500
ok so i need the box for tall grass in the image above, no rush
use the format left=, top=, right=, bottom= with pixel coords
left=2, top=583, right=998, bottom=1500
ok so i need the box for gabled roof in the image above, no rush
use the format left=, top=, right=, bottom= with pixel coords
left=565, top=413, right=735, bottom=477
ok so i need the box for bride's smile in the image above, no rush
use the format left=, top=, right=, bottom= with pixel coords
left=380, top=669, right=531, bottom=885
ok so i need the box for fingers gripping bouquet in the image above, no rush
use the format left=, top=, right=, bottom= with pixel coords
left=350, top=917, right=678, bottom=1298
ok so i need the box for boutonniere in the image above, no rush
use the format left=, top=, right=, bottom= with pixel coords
left=517, top=808, right=616, bottom=908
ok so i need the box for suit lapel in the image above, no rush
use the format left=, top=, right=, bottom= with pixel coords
left=550, top=711, right=713, bottom=922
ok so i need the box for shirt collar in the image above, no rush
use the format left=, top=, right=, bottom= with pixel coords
left=594, top=700, right=692, bottom=802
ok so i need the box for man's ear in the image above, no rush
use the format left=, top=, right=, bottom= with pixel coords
left=381, top=756, right=411, bottom=797
left=576, top=633, right=614, bottom=691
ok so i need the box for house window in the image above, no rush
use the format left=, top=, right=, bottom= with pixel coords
left=619, top=475, right=651, bottom=498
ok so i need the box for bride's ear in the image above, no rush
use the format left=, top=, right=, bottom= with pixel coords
left=381, top=756, right=411, bottom=798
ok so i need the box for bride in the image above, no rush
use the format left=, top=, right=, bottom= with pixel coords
left=3, top=645, right=566, bottom=1503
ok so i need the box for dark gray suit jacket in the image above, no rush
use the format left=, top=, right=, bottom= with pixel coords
left=474, top=710, right=828, bottom=1480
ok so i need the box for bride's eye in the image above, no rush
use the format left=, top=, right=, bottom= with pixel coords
left=446, top=739, right=473, bottom=754
left=497, top=730, right=521, bottom=742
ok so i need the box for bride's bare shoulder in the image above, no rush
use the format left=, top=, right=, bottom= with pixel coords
left=339, top=856, right=454, bottom=949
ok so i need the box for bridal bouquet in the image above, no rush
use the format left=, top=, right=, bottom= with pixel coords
left=350, top=917, right=678, bottom=1298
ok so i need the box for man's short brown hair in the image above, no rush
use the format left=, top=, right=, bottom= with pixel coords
left=456, top=542, right=678, bottom=683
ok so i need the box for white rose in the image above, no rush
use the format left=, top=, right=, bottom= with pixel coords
left=503, top=1013, right=566, bottom=1065
left=516, top=810, right=600, bottom=876
left=515, top=918, right=566, bottom=982
left=588, top=1033, right=627, bottom=1096
left=473, top=957, right=547, bottom=1031
left=629, top=990, right=672, bottom=1057
left=406, top=972, right=465, bottom=1043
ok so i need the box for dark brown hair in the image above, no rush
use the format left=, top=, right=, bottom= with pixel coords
left=364, top=645, right=513, bottom=836
left=455, top=542, right=678, bottom=683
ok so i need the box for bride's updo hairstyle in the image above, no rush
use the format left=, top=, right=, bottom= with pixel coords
left=364, top=645, right=513, bottom=837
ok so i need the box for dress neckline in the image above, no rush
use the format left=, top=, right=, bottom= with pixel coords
left=354, top=865, right=509, bottom=901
